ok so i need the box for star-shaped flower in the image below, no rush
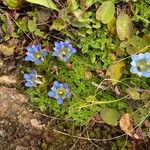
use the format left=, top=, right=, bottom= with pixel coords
left=52, top=40, right=76, bottom=61
left=48, top=81, right=71, bottom=104
left=23, top=70, right=42, bottom=87
left=25, top=44, right=47, bottom=65
left=130, top=52, right=150, bottom=77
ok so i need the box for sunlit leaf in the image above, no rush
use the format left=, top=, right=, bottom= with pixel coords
left=25, top=0, right=59, bottom=11
left=28, top=20, right=37, bottom=32
left=127, top=89, right=140, bottom=100
left=107, top=17, right=116, bottom=34
left=106, top=61, right=125, bottom=85
left=96, top=1, right=115, bottom=24
left=116, top=12, right=133, bottom=41
left=67, top=0, right=78, bottom=12
left=100, top=108, right=119, bottom=126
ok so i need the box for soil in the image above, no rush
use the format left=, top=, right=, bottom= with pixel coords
left=0, top=72, right=150, bottom=150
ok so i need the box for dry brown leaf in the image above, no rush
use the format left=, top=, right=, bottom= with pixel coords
left=119, top=113, right=134, bottom=137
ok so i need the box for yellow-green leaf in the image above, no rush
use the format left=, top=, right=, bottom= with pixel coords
left=127, top=89, right=140, bottom=100
left=0, top=44, right=15, bottom=56
left=106, top=61, right=125, bottom=85
left=96, top=1, right=115, bottom=24
left=67, top=0, right=78, bottom=12
left=25, top=0, right=59, bottom=11
left=116, top=12, right=133, bottom=41
left=100, top=108, right=119, bottom=126
left=51, top=18, right=66, bottom=31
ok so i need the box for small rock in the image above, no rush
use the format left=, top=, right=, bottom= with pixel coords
left=16, top=146, right=28, bottom=150
left=30, top=119, right=45, bottom=130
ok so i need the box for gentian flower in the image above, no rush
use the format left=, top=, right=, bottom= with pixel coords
left=130, top=52, right=150, bottom=77
left=25, top=44, right=47, bottom=65
left=23, top=70, right=42, bottom=87
left=48, top=81, right=71, bottom=104
left=52, top=40, right=76, bottom=61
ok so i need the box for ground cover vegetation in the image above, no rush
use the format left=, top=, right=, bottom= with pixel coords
left=0, top=0, right=150, bottom=149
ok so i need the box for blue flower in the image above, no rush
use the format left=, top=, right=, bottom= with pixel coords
left=130, top=52, right=150, bottom=77
left=48, top=81, right=71, bottom=104
left=52, top=40, right=76, bottom=61
left=25, top=44, right=47, bottom=65
left=23, top=70, right=42, bottom=87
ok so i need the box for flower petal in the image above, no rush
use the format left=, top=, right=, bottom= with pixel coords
left=25, top=55, right=33, bottom=61
left=36, top=44, right=41, bottom=50
left=34, top=59, right=41, bottom=65
left=54, top=42, right=62, bottom=49
left=23, top=74, right=32, bottom=80
left=70, top=47, right=76, bottom=54
left=57, top=98, right=63, bottom=105
left=53, top=81, right=60, bottom=88
left=143, top=71, right=150, bottom=77
left=27, top=46, right=36, bottom=53
left=42, top=51, right=47, bottom=57
left=64, top=40, right=70, bottom=47
left=130, top=66, right=138, bottom=73
left=63, top=83, right=68, bottom=89
left=31, top=70, right=37, bottom=76
left=61, top=56, right=68, bottom=61
left=144, top=52, right=150, bottom=61
left=137, top=71, right=143, bottom=77
left=52, top=51, right=59, bottom=56
left=131, top=61, right=136, bottom=67
left=48, top=91, right=55, bottom=97
left=25, top=81, right=33, bottom=87
left=138, top=53, right=144, bottom=59
left=66, top=92, right=71, bottom=98
left=131, top=55, right=139, bottom=62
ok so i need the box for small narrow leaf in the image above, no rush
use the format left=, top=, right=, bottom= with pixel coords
left=100, top=108, right=119, bottom=126
left=25, top=0, right=59, bottom=11
left=116, top=12, right=133, bottom=41
left=96, top=1, right=115, bottom=24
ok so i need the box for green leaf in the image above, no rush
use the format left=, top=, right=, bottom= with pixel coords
left=51, top=18, right=66, bottom=31
left=127, top=89, right=140, bottom=100
left=106, top=61, right=125, bottom=85
left=28, top=20, right=37, bottom=32
left=100, top=108, right=119, bottom=126
left=67, top=0, right=78, bottom=12
left=3, top=0, right=22, bottom=9
left=25, top=0, right=59, bottom=11
left=96, top=1, right=115, bottom=24
left=116, top=12, right=133, bottom=41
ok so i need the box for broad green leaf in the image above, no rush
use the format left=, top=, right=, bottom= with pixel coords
left=51, top=18, right=66, bottom=31
left=100, top=108, right=119, bottom=126
left=128, top=35, right=148, bottom=53
left=106, top=61, right=125, bottom=85
left=25, top=0, right=58, bottom=11
left=116, top=12, right=133, bottom=41
left=28, top=20, right=37, bottom=32
left=96, top=1, right=115, bottom=24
